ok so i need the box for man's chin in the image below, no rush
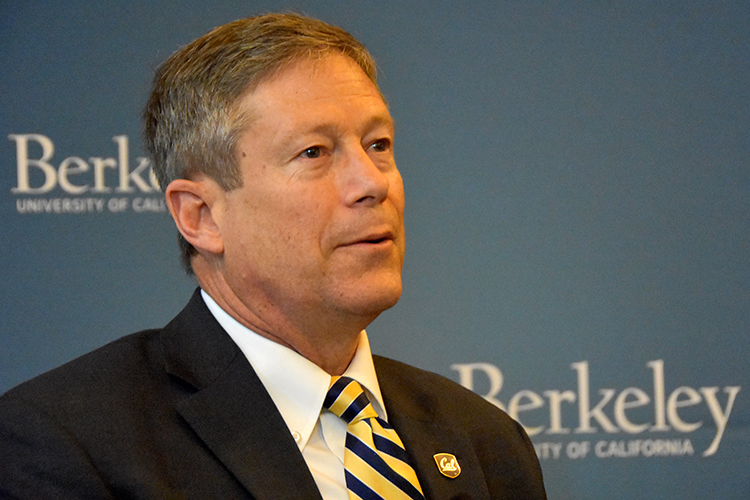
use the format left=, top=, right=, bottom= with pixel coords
left=335, top=280, right=403, bottom=319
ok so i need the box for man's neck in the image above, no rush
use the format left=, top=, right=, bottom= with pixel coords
left=194, top=263, right=369, bottom=375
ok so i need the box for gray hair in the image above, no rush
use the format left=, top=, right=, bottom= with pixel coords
left=142, top=13, right=378, bottom=272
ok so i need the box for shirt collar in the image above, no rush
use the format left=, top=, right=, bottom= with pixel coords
left=200, top=290, right=386, bottom=450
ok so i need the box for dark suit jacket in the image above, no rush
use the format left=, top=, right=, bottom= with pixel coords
left=0, top=290, right=545, bottom=499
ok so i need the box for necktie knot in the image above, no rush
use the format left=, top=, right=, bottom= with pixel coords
left=323, top=376, right=425, bottom=500
left=324, top=376, right=378, bottom=424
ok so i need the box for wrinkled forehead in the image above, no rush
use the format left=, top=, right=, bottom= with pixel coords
left=240, top=50, right=381, bottom=103
left=230, top=52, right=388, bottom=132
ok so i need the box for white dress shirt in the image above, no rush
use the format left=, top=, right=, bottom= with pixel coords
left=201, top=291, right=387, bottom=500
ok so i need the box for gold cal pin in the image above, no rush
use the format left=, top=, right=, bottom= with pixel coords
left=433, top=453, right=461, bottom=478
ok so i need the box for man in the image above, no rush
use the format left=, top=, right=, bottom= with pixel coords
left=0, top=14, right=546, bottom=499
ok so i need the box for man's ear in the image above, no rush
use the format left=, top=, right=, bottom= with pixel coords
left=165, top=178, right=225, bottom=255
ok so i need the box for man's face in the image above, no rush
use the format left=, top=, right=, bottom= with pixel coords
left=215, top=53, right=405, bottom=329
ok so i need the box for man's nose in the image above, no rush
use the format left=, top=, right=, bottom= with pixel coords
left=339, top=146, right=392, bottom=207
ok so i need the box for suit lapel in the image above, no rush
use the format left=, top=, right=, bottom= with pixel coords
left=163, top=290, right=322, bottom=500
left=387, top=408, right=491, bottom=500
left=176, top=355, right=322, bottom=500
left=162, top=291, right=494, bottom=500
left=376, top=358, right=491, bottom=500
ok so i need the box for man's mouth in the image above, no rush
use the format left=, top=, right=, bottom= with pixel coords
left=342, top=230, right=395, bottom=248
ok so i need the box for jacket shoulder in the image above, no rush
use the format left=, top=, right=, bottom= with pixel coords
left=373, top=355, right=547, bottom=499
left=373, top=355, right=508, bottom=422
left=1, top=328, right=165, bottom=407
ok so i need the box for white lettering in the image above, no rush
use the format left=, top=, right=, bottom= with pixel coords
left=544, top=389, right=576, bottom=434
left=508, top=390, right=545, bottom=436
left=115, top=136, right=155, bottom=192
left=667, top=386, right=703, bottom=433
left=90, top=156, right=117, bottom=193
left=450, top=362, right=506, bottom=411
left=10, top=134, right=57, bottom=194
left=595, top=439, right=694, bottom=458
left=572, top=361, right=618, bottom=433
left=58, top=157, right=89, bottom=194
left=453, top=359, right=740, bottom=457
left=10, top=134, right=158, bottom=196
left=132, top=197, right=166, bottom=212
left=534, top=442, right=562, bottom=460
left=614, top=387, right=650, bottom=434
left=15, top=197, right=105, bottom=214
left=648, top=359, right=670, bottom=431
left=700, top=386, right=741, bottom=457
left=566, top=440, right=590, bottom=459
left=439, top=457, right=458, bottom=471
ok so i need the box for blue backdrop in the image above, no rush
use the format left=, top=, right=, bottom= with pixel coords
left=2, top=1, right=748, bottom=498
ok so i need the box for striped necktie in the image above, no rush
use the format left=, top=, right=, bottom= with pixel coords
left=324, top=376, right=425, bottom=500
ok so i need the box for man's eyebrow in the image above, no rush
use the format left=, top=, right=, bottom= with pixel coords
left=292, top=114, right=395, bottom=139
left=367, top=114, right=396, bottom=133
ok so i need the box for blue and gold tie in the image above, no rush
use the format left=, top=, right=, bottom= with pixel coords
left=324, top=376, right=425, bottom=500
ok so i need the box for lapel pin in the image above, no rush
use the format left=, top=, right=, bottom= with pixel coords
left=433, top=453, right=461, bottom=478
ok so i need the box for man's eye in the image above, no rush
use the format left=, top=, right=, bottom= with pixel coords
left=301, top=146, right=322, bottom=159
left=370, top=139, right=391, bottom=152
